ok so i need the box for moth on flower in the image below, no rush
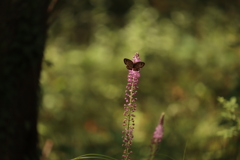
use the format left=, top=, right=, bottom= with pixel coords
left=123, top=58, right=145, bottom=71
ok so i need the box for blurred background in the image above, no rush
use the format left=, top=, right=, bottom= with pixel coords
left=39, top=0, right=240, bottom=159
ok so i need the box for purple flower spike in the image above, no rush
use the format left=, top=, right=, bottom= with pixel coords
left=122, top=53, right=144, bottom=160
left=153, top=113, right=164, bottom=143
left=149, top=113, right=165, bottom=160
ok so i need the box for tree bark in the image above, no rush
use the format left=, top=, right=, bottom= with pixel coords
left=0, top=0, right=50, bottom=159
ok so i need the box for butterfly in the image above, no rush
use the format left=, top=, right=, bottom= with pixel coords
left=124, top=58, right=145, bottom=71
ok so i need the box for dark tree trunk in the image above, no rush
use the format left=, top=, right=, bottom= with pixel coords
left=0, top=0, right=50, bottom=159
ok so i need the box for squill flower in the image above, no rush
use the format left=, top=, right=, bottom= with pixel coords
left=122, top=53, right=144, bottom=160
left=149, top=113, right=165, bottom=160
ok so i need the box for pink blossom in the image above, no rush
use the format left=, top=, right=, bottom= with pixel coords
left=122, top=53, right=144, bottom=159
left=149, top=113, right=165, bottom=159
left=152, top=114, right=164, bottom=143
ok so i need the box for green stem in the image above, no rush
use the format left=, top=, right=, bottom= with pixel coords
left=149, top=143, right=156, bottom=160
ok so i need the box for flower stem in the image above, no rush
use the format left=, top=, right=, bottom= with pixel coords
left=122, top=53, right=143, bottom=160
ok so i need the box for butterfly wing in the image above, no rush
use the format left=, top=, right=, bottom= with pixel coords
left=133, top=62, right=145, bottom=71
left=124, top=58, right=134, bottom=70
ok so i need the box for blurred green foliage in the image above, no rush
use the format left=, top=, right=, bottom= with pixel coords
left=218, top=97, right=239, bottom=138
left=217, top=97, right=240, bottom=159
left=39, top=0, right=240, bottom=159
